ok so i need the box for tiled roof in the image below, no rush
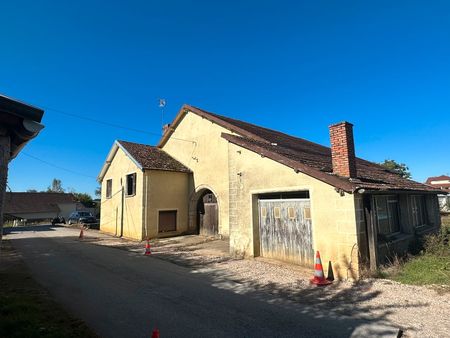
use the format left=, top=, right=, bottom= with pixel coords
left=426, top=175, right=450, bottom=184
left=118, top=140, right=191, bottom=173
left=178, top=105, right=441, bottom=193
left=3, top=192, right=76, bottom=214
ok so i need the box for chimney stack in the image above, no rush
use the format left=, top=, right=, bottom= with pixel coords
left=329, top=121, right=357, bottom=178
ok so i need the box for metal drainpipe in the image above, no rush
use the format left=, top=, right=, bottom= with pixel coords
left=143, top=173, right=149, bottom=240
left=120, top=184, right=124, bottom=237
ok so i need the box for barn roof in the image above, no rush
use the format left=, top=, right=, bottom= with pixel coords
left=160, top=104, right=441, bottom=194
left=3, top=192, right=76, bottom=214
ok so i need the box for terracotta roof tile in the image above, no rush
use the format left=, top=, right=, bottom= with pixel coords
left=176, top=106, right=439, bottom=193
left=118, top=140, right=191, bottom=173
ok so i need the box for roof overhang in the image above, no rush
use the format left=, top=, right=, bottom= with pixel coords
left=0, top=94, right=45, bottom=159
left=97, top=140, right=144, bottom=182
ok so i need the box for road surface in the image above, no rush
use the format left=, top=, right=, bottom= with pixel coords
left=4, top=225, right=397, bottom=337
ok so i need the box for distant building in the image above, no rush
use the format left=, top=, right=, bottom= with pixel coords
left=3, top=192, right=81, bottom=222
left=426, top=175, right=450, bottom=212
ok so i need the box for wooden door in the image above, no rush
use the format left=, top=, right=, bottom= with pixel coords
left=200, top=193, right=218, bottom=236
left=258, top=199, right=313, bottom=266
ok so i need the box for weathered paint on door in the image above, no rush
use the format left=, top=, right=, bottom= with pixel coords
left=199, top=192, right=218, bottom=236
left=258, top=199, right=314, bottom=266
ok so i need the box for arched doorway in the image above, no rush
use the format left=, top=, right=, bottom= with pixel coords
left=195, top=189, right=218, bottom=236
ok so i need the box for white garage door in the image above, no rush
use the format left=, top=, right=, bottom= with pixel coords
left=258, top=198, right=314, bottom=266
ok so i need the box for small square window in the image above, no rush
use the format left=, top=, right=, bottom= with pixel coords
left=106, top=179, right=112, bottom=199
left=274, top=207, right=281, bottom=219
left=261, top=207, right=267, bottom=218
left=288, top=207, right=296, bottom=219
left=126, top=173, right=136, bottom=196
left=304, top=207, right=311, bottom=220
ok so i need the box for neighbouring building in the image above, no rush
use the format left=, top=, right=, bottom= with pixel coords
left=3, top=192, right=81, bottom=222
left=98, top=104, right=442, bottom=278
left=426, top=175, right=450, bottom=212
left=0, top=94, right=44, bottom=238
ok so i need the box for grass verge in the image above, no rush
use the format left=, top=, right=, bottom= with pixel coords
left=382, top=217, right=450, bottom=287
left=0, top=240, right=97, bottom=338
left=392, top=254, right=450, bottom=285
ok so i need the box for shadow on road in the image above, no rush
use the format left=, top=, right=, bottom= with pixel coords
left=4, top=230, right=428, bottom=337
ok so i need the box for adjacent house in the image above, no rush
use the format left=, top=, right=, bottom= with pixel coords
left=3, top=192, right=81, bottom=222
left=0, top=94, right=44, bottom=237
left=426, top=175, right=450, bottom=212
left=98, top=104, right=442, bottom=277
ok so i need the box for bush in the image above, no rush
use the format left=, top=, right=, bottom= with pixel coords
left=423, top=227, right=449, bottom=256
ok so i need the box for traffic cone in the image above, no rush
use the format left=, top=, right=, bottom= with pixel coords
left=144, top=240, right=152, bottom=255
left=326, top=260, right=335, bottom=282
left=79, top=227, right=84, bottom=239
left=151, top=328, right=159, bottom=338
left=310, top=251, right=332, bottom=286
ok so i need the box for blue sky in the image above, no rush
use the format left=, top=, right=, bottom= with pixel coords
left=1, top=1, right=449, bottom=196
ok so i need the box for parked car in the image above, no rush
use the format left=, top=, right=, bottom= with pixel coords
left=51, top=216, right=66, bottom=225
left=68, top=211, right=97, bottom=225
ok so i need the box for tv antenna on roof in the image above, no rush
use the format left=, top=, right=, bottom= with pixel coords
left=159, top=99, right=166, bottom=135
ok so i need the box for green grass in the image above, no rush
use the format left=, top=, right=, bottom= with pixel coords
left=0, top=241, right=97, bottom=338
left=393, top=254, right=450, bottom=286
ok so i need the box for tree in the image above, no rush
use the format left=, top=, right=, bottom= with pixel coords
left=47, top=178, right=65, bottom=193
left=26, top=189, right=38, bottom=193
left=95, top=186, right=101, bottom=198
left=73, top=192, right=95, bottom=208
left=379, top=159, right=411, bottom=179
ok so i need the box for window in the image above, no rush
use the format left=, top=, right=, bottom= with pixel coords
left=274, top=207, right=281, bottom=219
left=126, top=173, right=136, bottom=196
left=159, top=210, right=177, bottom=232
left=288, top=207, right=296, bottom=219
left=106, top=179, right=112, bottom=198
left=374, top=195, right=400, bottom=235
left=411, top=195, right=427, bottom=227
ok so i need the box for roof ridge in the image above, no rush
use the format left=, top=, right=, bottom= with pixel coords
left=188, top=105, right=331, bottom=151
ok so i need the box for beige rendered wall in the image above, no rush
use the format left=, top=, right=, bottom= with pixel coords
left=143, top=170, right=190, bottom=238
left=99, top=147, right=144, bottom=240
left=228, top=143, right=360, bottom=279
left=161, top=112, right=235, bottom=236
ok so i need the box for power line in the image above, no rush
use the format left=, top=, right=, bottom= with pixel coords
left=21, top=152, right=97, bottom=179
left=42, top=105, right=195, bottom=143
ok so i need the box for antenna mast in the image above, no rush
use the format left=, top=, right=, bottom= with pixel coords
left=159, top=98, right=166, bottom=135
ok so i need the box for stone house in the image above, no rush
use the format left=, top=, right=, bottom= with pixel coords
left=426, top=175, right=450, bottom=212
left=98, top=104, right=442, bottom=277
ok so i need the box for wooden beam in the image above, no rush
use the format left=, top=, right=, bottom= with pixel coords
left=363, top=195, right=378, bottom=271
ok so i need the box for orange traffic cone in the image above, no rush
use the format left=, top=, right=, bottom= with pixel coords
left=151, top=328, right=159, bottom=338
left=144, top=240, right=152, bottom=255
left=310, top=251, right=332, bottom=286
left=79, top=227, right=84, bottom=239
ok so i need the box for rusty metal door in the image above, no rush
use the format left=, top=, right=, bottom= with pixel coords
left=258, top=199, right=314, bottom=266
left=159, top=210, right=177, bottom=233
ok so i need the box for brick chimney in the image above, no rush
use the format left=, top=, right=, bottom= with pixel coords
left=329, top=121, right=357, bottom=178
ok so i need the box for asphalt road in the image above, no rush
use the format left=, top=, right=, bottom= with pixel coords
left=5, top=226, right=397, bottom=338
